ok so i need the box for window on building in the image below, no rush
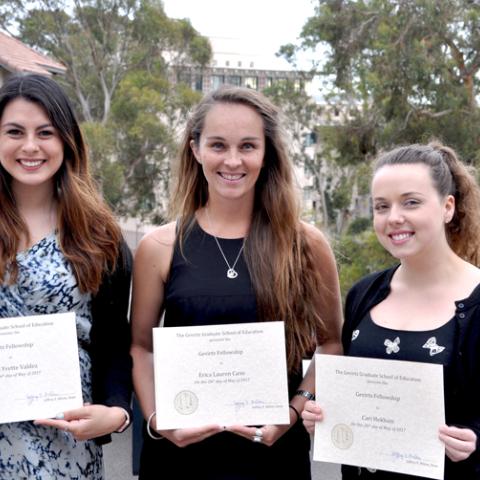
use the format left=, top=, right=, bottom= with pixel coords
left=304, top=131, right=317, bottom=147
left=265, top=77, right=273, bottom=88
left=294, top=79, right=304, bottom=92
left=244, top=76, right=258, bottom=90
left=237, top=61, right=242, bottom=67
left=226, top=75, right=242, bottom=86
left=226, top=60, right=230, bottom=66
left=211, top=75, right=225, bottom=90
left=250, top=61, right=254, bottom=68
left=194, top=75, right=203, bottom=92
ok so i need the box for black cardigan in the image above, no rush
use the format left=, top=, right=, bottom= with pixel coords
left=342, top=267, right=480, bottom=478
left=89, top=240, right=133, bottom=445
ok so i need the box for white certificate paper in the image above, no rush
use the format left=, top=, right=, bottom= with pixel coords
left=153, top=321, right=289, bottom=429
left=0, top=312, right=83, bottom=424
left=313, top=354, right=445, bottom=479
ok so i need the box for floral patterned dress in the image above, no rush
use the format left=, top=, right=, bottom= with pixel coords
left=0, top=233, right=103, bottom=479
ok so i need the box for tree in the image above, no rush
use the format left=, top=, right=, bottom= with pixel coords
left=264, top=80, right=325, bottom=223
left=288, top=0, right=480, bottom=162
left=334, top=228, right=395, bottom=299
left=264, top=79, right=355, bottom=233
left=1, top=0, right=211, bottom=220
left=273, top=1, right=480, bottom=287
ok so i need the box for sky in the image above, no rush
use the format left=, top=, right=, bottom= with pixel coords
left=161, top=0, right=316, bottom=60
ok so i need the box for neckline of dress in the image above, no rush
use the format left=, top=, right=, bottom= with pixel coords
left=195, top=219, right=245, bottom=242
left=17, top=231, right=57, bottom=258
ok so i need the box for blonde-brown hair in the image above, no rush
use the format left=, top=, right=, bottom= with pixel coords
left=171, top=86, right=328, bottom=372
left=374, top=141, right=480, bottom=266
left=0, top=74, right=121, bottom=293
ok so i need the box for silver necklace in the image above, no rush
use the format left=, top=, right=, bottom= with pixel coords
left=205, top=208, right=245, bottom=279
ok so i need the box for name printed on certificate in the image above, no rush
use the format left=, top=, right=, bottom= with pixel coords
left=153, top=321, right=290, bottom=429
left=0, top=312, right=83, bottom=424
left=313, top=354, right=445, bottom=480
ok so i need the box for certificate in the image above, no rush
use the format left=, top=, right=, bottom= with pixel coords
left=0, top=312, right=83, bottom=424
left=153, top=321, right=289, bottom=429
left=313, top=354, right=445, bottom=480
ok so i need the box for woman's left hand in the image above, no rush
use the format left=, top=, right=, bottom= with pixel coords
left=34, top=404, right=126, bottom=441
left=226, top=424, right=290, bottom=447
left=439, top=425, right=477, bottom=462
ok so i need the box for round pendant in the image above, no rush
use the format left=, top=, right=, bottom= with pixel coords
left=227, top=268, right=238, bottom=279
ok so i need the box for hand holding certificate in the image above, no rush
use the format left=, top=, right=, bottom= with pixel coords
left=153, top=321, right=290, bottom=429
left=313, top=354, right=445, bottom=480
left=0, top=312, right=83, bottom=424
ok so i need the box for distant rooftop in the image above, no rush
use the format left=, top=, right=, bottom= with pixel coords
left=0, top=31, right=66, bottom=76
left=209, top=37, right=294, bottom=72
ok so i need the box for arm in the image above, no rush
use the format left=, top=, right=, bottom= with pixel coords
left=130, top=226, right=170, bottom=425
left=130, top=223, right=222, bottom=447
left=296, top=223, right=343, bottom=434
left=439, top=312, right=480, bottom=464
left=35, top=240, right=134, bottom=442
left=90, top=240, right=133, bottom=413
left=229, top=223, right=343, bottom=445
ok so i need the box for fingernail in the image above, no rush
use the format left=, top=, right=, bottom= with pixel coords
left=55, top=413, right=64, bottom=420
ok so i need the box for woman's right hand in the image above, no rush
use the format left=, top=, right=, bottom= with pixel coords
left=158, top=425, right=224, bottom=447
left=301, top=400, right=324, bottom=435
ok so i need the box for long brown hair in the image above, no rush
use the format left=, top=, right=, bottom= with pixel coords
left=171, top=86, right=328, bottom=372
left=0, top=74, right=121, bottom=293
left=374, top=141, right=480, bottom=266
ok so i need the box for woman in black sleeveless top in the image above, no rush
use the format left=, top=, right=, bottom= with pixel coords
left=130, top=86, right=343, bottom=479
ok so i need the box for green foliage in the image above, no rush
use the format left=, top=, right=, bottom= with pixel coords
left=110, top=71, right=201, bottom=218
left=329, top=174, right=351, bottom=212
left=334, top=228, right=396, bottom=299
left=346, top=216, right=370, bottom=235
left=263, top=79, right=320, bottom=165
left=355, top=162, right=372, bottom=196
left=272, top=0, right=480, bottom=264
left=291, top=0, right=480, bottom=164
left=82, top=121, right=125, bottom=208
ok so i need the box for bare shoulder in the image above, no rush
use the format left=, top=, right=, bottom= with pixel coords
left=137, top=222, right=176, bottom=253
left=134, top=222, right=176, bottom=281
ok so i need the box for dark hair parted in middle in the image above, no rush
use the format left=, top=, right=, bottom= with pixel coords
left=0, top=74, right=121, bottom=292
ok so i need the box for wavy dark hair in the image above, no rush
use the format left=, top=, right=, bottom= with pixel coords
left=171, top=86, right=329, bottom=372
left=0, top=74, right=121, bottom=293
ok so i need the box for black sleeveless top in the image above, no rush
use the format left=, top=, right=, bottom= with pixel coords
left=164, top=222, right=256, bottom=328
left=139, top=221, right=311, bottom=480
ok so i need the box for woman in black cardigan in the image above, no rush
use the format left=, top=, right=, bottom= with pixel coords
left=302, top=142, right=480, bottom=479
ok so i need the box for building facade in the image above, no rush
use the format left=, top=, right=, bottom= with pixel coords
left=172, top=36, right=308, bottom=94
